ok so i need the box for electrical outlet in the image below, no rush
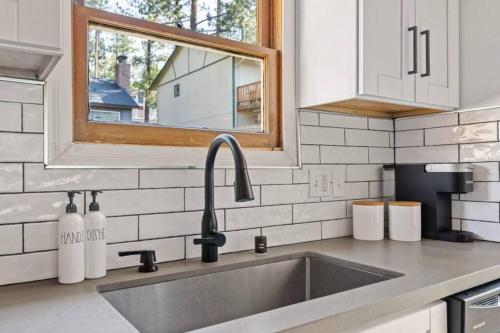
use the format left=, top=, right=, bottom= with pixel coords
left=309, top=169, right=332, bottom=197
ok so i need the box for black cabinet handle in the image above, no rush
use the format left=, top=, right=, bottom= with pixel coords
left=119, top=250, right=158, bottom=273
left=408, top=26, right=418, bottom=75
left=421, top=30, right=431, bottom=77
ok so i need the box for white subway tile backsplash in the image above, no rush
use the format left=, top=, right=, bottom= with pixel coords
left=389, top=132, right=394, bottom=148
left=345, top=129, right=389, bottom=147
left=0, top=163, right=22, bottom=193
left=460, top=107, right=500, bottom=124
left=89, top=189, right=184, bottom=217
left=452, top=201, right=499, bottom=222
left=346, top=201, right=353, bottom=218
left=140, top=169, right=224, bottom=188
left=396, top=145, right=459, bottom=164
left=369, top=148, right=394, bottom=164
left=321, top=146, right=369, bottom=164
left=261, top=184, right=318, bottom=205
left=319, top=113, right=367, bottom=129
left=139, top=210, right=224, bottom=239
left=346, top=165, right=382, bottom=181
left=344, top=182, right=370, bottom=200
left=0, top=133, right=43, bottom=162
left=107, top=216, right=138, bottom=244
left=226, top=168, right=292, bottom=185
left=107, top=237, right=185, bottom=270
left=425, top=123, right=498, bottom=145
left=22, top=104, right=43, bottom=133
left=395, top=113, right=458, bottom=131
left=0, top=81, right=43, bottom=104
left=369, top=182, right=383, bottom=198
left=299, top=111, right=319, bottom=126
left=322, top=219, right=353, bottom=239
left=461, top=182, right=500, bottom=202
left=25, top=164, right=139, bottom=192
left=395, top=130, right=424, bottom=147
left=301, top=145, right=320, bottom=164
left=0, top=102, right=21, bottom=132
left=293, top=201, right=346, bottom=223
left=24, top=221, right=58, bottom=252
left=263, top=223, right=321, bottom=247
left=461, top=143, right=500, bottom=162
left=301, top=126, right=344, bottom=145
left=226, top=205, right=292, bottom=230
left=0, top=224, right=22, bottom=255
left=462, top=220, right=500, bottom=242
left=0, top=251, right=57, bottom=285
left=218, top=229, right=261, bottom=255
left=368, top=118, right=394, bottom=131
left=0, top=192, right=84, bottom=224
left=185, top=186, right=260, bottom=210
left=452, top=219, right=461, bottom=231
left=470, top=162, right=499, bottom=181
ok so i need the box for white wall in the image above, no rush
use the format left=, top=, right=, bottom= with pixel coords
left=0, top=79, right=395, bottom=286
left=460, top=0, right=500, bottom=109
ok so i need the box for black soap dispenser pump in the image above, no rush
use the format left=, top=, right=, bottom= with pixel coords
left=84, top=191, right=107, bottom=279
left=58, top=191, right=85, bottom=284
left=89, top=190, right=102, bottom=212
left=66, top=191, right=80, bottom=213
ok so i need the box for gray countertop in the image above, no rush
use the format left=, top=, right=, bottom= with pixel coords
left=2, top=238, right=500, bottom=333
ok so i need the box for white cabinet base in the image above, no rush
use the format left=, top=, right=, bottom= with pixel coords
left=356, top=301, right=447, bottom=333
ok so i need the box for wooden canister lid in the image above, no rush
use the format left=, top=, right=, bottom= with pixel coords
left=352, top=200, right=384, bottom=206
left=389, top=201, right=421, bottom=207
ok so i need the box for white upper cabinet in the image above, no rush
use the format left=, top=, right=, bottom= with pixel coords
left=0, top=0, right=62, bottom=79
left=298, top=0, right=459, bottom=117
left=360, top=0, right=415, bottom=102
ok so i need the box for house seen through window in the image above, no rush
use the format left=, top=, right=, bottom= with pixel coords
left=86, top=1, right=264, bottom=133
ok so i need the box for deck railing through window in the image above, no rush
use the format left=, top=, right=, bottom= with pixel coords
left=237, top=81, right=262, bottom=111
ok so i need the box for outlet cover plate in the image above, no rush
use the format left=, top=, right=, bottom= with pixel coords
left=309, top=168, right=332, bottom=197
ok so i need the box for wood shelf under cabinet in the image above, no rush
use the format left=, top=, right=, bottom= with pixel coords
left=307, top=98, right=452, bottom=119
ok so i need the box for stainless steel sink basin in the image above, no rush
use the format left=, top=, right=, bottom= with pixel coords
left=100, top=253, right=402, bottom=333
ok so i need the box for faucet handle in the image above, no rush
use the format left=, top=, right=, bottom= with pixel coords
left=118, top=250, right=158, bottom=273
left=193, top=232, right=226, bottom=247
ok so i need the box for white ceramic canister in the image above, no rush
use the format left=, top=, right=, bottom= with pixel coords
left=353, top=201, right=385, bottom=241
left=389, top=201, right=422, bottom=241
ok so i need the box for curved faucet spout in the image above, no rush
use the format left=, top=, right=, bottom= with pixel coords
left=195, top=134, right=254, bottom=263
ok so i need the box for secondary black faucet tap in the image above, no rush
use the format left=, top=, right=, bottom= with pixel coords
left=194, top=134, right=254, bottom=263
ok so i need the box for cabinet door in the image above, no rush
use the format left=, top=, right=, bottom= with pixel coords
left=18, top=0, right=60, bottom=49
left=415, top=0, right=459, bottom=107
left=359, top=0, right=415, bottom=102
left=359, top=307, right=431, bottom=333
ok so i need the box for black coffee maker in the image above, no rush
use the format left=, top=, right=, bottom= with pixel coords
left=395, top=164, right=474, bottom=242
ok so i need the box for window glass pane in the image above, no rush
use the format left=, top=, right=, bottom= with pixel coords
left=85, top=0, right=257, bottom=45
left=88, top=26, right=264, bottom=133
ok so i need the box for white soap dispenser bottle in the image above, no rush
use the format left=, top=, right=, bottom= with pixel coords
left=84, top=191, right=107, bottom=279
left=58, top=191, right=85, bottom=284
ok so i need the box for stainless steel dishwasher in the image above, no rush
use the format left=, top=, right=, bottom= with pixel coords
left=448, top=280, right=500, bottom=333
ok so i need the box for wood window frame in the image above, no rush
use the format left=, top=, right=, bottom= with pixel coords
left=72, top=1, right=281, bottom=149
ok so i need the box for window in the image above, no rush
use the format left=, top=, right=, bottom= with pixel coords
left=73, top=0, right=281, bottom=149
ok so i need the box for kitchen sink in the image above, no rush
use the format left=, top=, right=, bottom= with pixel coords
left=100, top=253, right=402, bottom=333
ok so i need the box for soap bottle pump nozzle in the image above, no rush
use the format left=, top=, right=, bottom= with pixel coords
left=89, top=191, right=103, bottom=212
left=66, top=191, right=82, bottom=214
